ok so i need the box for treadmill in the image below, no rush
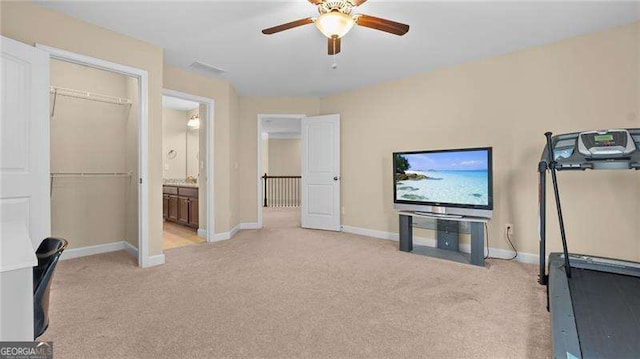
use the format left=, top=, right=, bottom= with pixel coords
left=538, top=128, right=640, bottom=359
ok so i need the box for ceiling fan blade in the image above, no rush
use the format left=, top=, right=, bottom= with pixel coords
left=262, top=18, right=314, bottom=35
left=351, top=0, right=368, bottom=6
left=355, top=14, right=409, bottom=36
left=328, top=36, right=341, bottom=55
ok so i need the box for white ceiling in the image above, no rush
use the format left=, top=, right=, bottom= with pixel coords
left=162, top=95, right=200, bottom=111
left=35, top=1, right=640, bottom=97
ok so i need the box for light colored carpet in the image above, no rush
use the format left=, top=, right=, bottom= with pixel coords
left=42, top=208, right=551, bottom=358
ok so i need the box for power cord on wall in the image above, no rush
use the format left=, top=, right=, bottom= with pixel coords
left=484, top=223, right=518, bottom=260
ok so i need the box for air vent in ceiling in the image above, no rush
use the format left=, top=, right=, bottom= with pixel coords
left=188, top=61, right=227, bottom=77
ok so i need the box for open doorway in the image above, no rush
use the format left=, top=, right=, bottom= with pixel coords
left=48, top=58, right=140, bottom=261
left=36, top=44, right=153, bottom=267
left=258, top=114, right=342, bottom=232
left=257, top=115, right=304, bottom=229
left=161, top=91, right=214, bottom=250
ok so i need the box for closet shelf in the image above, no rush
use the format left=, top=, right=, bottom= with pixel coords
left=50, top=86, right=132, bottom=106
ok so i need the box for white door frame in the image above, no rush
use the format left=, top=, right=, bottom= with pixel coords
left=35, top=44, right=154, bottom=267
left=256, top=114, right=305, bottom=228
left=162, top=89, right=215, bottom=242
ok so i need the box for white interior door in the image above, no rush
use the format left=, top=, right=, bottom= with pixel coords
left=301, top=114, right=341, bottom=231
left=0, top=36, right=49, bottom=340
left=1, top=36, right=50, bottom=250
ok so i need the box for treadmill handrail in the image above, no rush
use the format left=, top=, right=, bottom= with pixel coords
left=539, top=128, right=640, bottom=170
left=545, top=132, right=572, bottom=279
left=538, top=129, right=640, bottom=285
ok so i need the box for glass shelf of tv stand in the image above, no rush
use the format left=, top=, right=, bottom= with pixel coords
left=397, top=211, right=490, bottom=224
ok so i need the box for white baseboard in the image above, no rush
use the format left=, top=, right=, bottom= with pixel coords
left=211, top=234, right=227, bottom=242
left=60, top=240, right=167, bottom=267
left=61, top=241, right=125, bottom=260
left=197, top=228, right=207, bottom=238
left=146, top=254, right=165, bottom=267
left=212, top=231, right=229, bottom=242
left=341, top=225, right=436, bottom=247
left=341, top=225, right=538, bottom=264
left=211, top=222, right=258, bottom=242
left=123, top=241, right=138, bottom=257
left=240, top=222, right=259, bottom=230
left=341, top=225, right=399, bottom=241
left=212, top=223, right=240, bottom=242
left=230, top=223, right=241, bottom=238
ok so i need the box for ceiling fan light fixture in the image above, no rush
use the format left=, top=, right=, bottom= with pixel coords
left=315, top=11, right=355, bottom=38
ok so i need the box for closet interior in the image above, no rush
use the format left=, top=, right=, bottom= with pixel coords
left=49, top=59, right=139, bottom=261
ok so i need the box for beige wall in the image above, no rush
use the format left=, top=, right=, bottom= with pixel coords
left=1, top=1, right=164, bottom=256
left=229, top=86, right=241, bottom=228
left=161, top=106, right=199, bottom=180
left=320, top=22, right=640, bottom=261
left=49, top=60, right=137, bottom=251
left=267, top=138, right=301, bottom=176
left=162, top=65, right=236, bottom=233
left=4, top=1, right=639, bottom=262
left=238, top=97, right=321, bottom=223
left=162, top=107, right=189, bottom=179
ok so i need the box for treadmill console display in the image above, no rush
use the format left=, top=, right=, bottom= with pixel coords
left=593, top=134, right=614, bottom=144
left=578, top=129, right=636, bottom=158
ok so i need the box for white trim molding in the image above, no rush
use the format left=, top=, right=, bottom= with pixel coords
left=240, top=222, right=259, bottom=230
left=212, top=224, right=240, bottom=242
left=341, top=225, right=538, bottom=264
left=211, top=222, right=258, bottom=241
left=35, top=44, right=152, bottom=268
left=61, top=241, right=165, bottom=265
left=124, top=241, right=138, bottom=257
left=213, top=224, right=240, bottom=242
left=163, top=89, right=215, bottom=244
left=61, top=241, right=128, bottom=261
left=146, top=254, right=166, bottom=267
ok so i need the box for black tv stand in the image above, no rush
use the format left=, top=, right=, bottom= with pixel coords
left=398, top=211, right=488, bottom=267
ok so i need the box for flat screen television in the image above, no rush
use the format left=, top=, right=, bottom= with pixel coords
left=393, top=147, right=493, bottom=218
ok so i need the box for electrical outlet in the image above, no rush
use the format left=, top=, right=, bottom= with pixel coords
left=505, top=223, right=514, bottom=236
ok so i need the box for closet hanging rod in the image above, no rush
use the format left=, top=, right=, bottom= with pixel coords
left=50, top=171, right=133, bottom=178
left=49, top=86, right=132, bottom=106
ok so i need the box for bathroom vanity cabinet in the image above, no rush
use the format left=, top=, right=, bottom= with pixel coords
left=163, top=185, right=199, bottom=228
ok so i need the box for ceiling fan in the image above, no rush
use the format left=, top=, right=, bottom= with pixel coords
left=262, top=0, right=410, bottom=55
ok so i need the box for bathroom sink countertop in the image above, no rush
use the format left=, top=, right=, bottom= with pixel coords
left=163, top=180, right=198, bottom=188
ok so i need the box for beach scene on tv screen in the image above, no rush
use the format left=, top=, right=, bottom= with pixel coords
left=395, top=150, right=489, bottom=206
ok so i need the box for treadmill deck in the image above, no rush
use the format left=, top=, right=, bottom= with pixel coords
left=568, top=267, right=640, bottom=358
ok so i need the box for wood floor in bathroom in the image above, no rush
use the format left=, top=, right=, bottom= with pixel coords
left=163, top=221, right=205, bottom=250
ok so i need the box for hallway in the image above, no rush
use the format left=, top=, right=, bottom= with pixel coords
left=262, top=207, right=300, bottom=229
